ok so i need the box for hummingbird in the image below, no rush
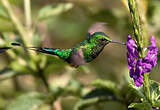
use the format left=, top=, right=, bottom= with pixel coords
left=0, top=32, right=125, bottom=67
left=0, top=23, right=125, bottom=67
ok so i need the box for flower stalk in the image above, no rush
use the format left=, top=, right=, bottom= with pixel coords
left=143, top=73, right=150, bottom=101
left=128, top=0, right=150, bottom=101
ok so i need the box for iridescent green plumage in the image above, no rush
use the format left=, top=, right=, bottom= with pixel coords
left=42, top=48, right=72, bottom=59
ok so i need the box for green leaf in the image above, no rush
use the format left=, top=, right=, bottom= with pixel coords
left=128, top=101, right=153, bottom=110
left=0, top=68, right=16, bottom=81
left=128, top=83, right=144, bottom=98
left=37, top=3, right=73, bottom=20
left=149, top=80, right=160, bottom=102
left=83, top=88, right=117, bottom=100
left=152, top=100, right=160, bottom=108
left=73, top=79, right=124, bottom=110
left=91, top=79, right=122, bottom=99
left=148, top=80, right=160, bottom=108
left=91, top=79, right=116, bottom=89
left=74, top=88, right=121, bottom=110
left=7, top=92, right=46, bottom=110
left=74, top=97, right=103, bottom=110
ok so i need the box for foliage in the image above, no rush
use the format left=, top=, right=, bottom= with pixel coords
left=0, top=0, right=160, bottom=110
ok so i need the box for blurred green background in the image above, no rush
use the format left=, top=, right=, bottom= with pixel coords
left=0, top=0, right=160, bottom=110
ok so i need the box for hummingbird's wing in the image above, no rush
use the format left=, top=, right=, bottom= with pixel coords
left=87, top=22, right=107, bottom=38
left=70, top=49, right=86, bottom=67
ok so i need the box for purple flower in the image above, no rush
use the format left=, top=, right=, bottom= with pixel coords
left=133, top=73, right=144, bottom=87
left=144, top=36, right=158, bottom=67
left=126, top=35, right=138, bottom=69
left=127, top=52, right=137, bottom=69
left=136, top=59, right=152, bottom=73
left=126, top=35, right=158, bottom=87
left=126, top=35, right=138, bottom=58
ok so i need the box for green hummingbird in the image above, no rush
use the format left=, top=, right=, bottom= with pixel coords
left=0, top=32, right=125, bottom=67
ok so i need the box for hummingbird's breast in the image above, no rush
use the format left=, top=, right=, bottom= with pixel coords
left=82, top=43, right=106, bottom=63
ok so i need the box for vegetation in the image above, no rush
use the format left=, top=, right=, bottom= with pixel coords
left=0, top=0, right=160, bottom=110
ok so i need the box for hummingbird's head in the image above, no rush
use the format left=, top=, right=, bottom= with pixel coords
left=88, top=32, right=112, bottom=45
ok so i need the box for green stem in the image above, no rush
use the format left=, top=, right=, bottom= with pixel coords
left=24, top=0, right=33, bottom=46
left=24, top=0, right=32, bottom=30
left=35, top=62, right=50, bottom=92
left=38, top=71, right=49, bottom=92
left=143, top=74, right=150, bottom=101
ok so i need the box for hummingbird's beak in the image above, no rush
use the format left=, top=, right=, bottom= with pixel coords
left=111, top=40, right=126, bottom=45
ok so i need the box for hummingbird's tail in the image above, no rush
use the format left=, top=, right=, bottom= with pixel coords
left=111, top=40, right=126, bottom=45
left=0, top=42, right=55, bottom=54
left=10, top=42, right=57, bottom=55
left=10, top=42, right=72, bottom=60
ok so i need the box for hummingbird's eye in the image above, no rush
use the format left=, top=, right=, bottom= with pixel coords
left=100, top=38, right=106, bottom=41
